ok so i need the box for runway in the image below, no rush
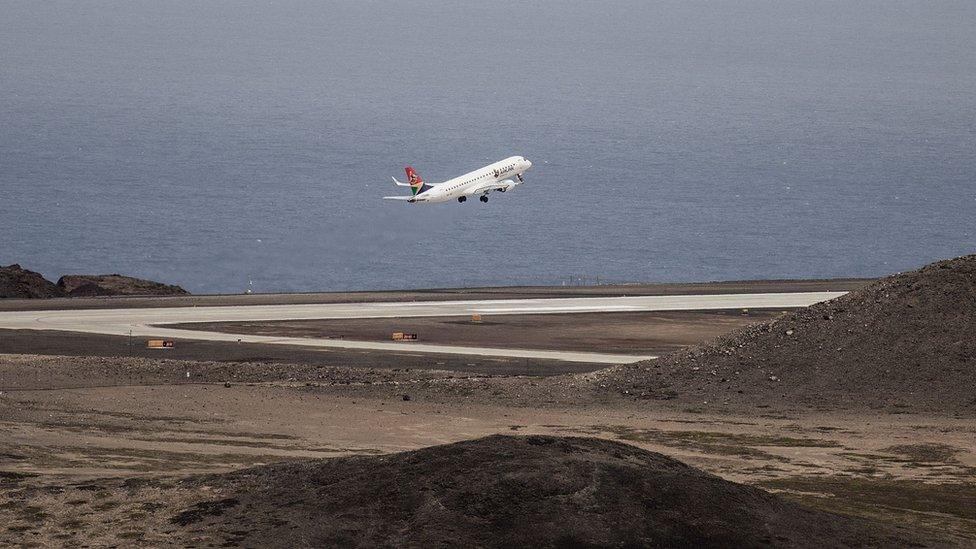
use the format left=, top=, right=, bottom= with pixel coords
left=0, top=292, right=845, bottom=364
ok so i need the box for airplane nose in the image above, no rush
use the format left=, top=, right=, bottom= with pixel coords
left=525, top=159, right=533, bottom=170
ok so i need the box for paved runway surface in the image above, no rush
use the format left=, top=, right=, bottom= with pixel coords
left=0, top=292, right=844, bottom=363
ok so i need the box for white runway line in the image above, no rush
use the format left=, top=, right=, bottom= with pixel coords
left=473, top=305, right=643, bottom=313
left=0, top=292, right=845, bottom=364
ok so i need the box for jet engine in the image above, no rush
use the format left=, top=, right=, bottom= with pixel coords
left=499, top=178, right=518, bottom=192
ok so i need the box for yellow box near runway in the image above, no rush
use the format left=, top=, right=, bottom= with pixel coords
left=147, top=339, right=175, bottom=349
left=471, top=314, right=482, bottom=322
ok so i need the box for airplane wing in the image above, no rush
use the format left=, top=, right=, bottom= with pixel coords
left=465, top=182, right=512, bottom=196
left=392, top=177, right=412, bottom=187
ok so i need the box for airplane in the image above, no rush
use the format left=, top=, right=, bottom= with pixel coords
left=383, top=156, right=532, bottom=204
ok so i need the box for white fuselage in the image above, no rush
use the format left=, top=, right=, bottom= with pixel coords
left=411, top=156, right=532, bottom=203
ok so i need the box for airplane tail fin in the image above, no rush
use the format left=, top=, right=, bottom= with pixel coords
left=404, top=166, right=432, bottom=196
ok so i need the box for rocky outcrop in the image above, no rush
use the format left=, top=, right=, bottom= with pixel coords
left=0, top=264, right=189, bottom=298
left=0, top=264, right=65, bottom=298
left=57, top=274, right=189, bottom=297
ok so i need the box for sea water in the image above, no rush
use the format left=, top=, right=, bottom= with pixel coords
left=2, top=0, right=974, bottom=293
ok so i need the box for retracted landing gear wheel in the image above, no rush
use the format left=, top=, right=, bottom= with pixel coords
left=458, top=196, right=466, bottom=203
left=480, top=195, right=489, bottom=203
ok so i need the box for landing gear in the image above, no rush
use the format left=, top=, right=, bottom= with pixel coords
left=457, top=196, right=466, bottom=203
left=479, top=195, right=489, bottom=203
left=517, top=173, right=524, bottom=183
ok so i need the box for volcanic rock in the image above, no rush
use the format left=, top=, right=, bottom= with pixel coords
left=0, top=264, right=65, bottom=298
left=169, top=435, right=933, bottom=547
left=57, top=274, right=189, bottom=297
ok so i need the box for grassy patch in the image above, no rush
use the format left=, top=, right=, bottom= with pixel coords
left=666, top=430, right=839, bottom=448
left=603, top=425, right=839, bottom=448
left=0, top=471, right=37, bottom=482
left=92, top=500, right=119, bottom=512
left=840, top=444, right=969, bottom=474
left=594, top=425, right=840, bottom=463
left=129, top=436, right=308, bottom=451
left=52, top=445, right=298, bottom=472
left=18, top=505, right=47, bottom=522
left=881, top=443, right=960, bottom=464
left=0, top=500, right=23, bottom=510
left=142, top=501, right=167, bottom=513
left=760, top=476, right=976, bottom=540
left=170, top=498, right=239, bottom=526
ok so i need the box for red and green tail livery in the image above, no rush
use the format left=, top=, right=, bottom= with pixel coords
left=405, top=166, right=431, bottom=196
left=383, top=156, right=532, bottom=203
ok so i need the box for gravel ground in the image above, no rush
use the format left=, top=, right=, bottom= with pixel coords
left=590, top=255, right=976, bottom=416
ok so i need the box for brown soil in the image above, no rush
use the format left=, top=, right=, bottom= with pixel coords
left=2, top=354, right=975, bottom=546
left=591, top=254, right=976, bottom=416
left=0, top=264, right=63, bottom=298
left=57, top=274, right=189, bottom=296
left=170, top=310, right=785, bottom=355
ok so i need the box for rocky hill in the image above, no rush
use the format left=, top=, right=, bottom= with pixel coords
left=0, top=264, right=65, bottom=298
left=56, top=274, right=188, bottom=297
left=0, top=264, right=188, bottom=298
left=593, top=255, right=976, bottom=415
left=166, top=435, right=929, bottom=547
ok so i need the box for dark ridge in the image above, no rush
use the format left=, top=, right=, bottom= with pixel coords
left=57, top=274, right=189, bottom=296
left=0, top=264, right=64, bottom=298
left=169, top=435, right=939, bottom=548
left=2, top=264, right=189, bottom=298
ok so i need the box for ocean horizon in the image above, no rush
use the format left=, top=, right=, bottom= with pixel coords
left=3, top=0, right=974, bottom=293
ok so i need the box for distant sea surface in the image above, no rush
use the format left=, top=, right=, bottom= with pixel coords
left=2, top=1, right=974, bottom=293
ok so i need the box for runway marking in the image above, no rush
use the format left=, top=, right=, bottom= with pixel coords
left=0, top=291, right=846, bottom=364
left=473, top=305, right=642, bottom=313
left=180, top=329, right=656, bottom=364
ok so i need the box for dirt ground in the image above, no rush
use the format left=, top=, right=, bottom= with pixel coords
left=2, top=436, right=942, bottom=548
left=1, top=354, right=974, bottom=546
left=4, top=275, right=972, bottom=545
left=168, top=310, right=785, bottom=355
left=595, top=254, right=976, bottom=417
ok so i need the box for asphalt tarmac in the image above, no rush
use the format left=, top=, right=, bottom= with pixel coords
left=0, top=292, right=844, bottom=363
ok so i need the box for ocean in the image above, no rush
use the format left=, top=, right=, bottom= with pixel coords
left=2, top=0, right=974, bottom=293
